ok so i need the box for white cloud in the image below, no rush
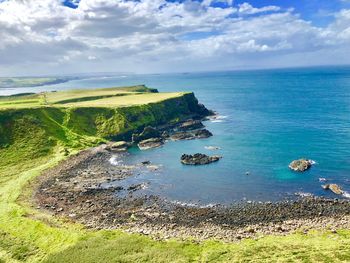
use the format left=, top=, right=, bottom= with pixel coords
left=0, top=0, right=349, bottom=76
left=238, top=3, right=281, bottom=15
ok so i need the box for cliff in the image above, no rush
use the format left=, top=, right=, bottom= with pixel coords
left=0, top=90, right=211, bottom=169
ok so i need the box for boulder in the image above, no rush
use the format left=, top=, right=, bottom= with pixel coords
left=178, top=120, right=204, bottom=131
left=194, top=129, right=213, bottom=139
left=180, top=153, right=222, bottom=165
left=288, top=159, right=313, bottom=172
left=132, top=126, right=160, bottom=143
left=138, top=138, right=164, bottom=150
left=105, top=141, right=130, bottom=152
left=170, top=129, right=213, bottom=141
left=322, top=184, right=343, bottom=195
left=170, top=131, right=195, bottom=141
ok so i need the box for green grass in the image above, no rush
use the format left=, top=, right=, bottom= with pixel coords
left=0, top=85, right=170, bottom=109
left=1, top=87, right=350, bottom=262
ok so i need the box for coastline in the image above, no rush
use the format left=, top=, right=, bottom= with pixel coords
left=34, top=143, right=350, bottom=243
left=2, top=85, right=350, bottom=261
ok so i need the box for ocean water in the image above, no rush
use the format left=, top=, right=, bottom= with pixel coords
left=3, top=66, right=350, bottom=204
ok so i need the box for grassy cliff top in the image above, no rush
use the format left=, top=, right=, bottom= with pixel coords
left=0, top=85, right=186, bottom=109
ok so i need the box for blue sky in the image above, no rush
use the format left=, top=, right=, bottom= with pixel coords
left=62, top=0, right=350, bottom=26
left=243, top=0, right=350, bottom=26
left=0, top=0, right=350, bottom=75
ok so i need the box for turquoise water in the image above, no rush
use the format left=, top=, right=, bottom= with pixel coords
left=3, top=66, right=350, bottom=204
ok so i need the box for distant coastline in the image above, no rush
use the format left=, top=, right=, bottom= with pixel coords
left=0, top=76, right=79, bottom=89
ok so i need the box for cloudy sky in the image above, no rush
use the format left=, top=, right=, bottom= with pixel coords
left=0, top=0, right=350, bottom=76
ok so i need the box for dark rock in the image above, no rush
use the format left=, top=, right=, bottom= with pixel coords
left=138, top=138, right=164, bottom=150
left=322, top=184, right=343, bottom=195
left=161, top=131, right=170, bottom=138
left=178, top=120, right=204, bottom=131
left=170, top=129, right=213, bottom=141
left=142, top=161, right=151, bottom=165
left=170, top=132, right=195, bottom=141
left=180, top=153, right=222, bottom=165
left=288, top=159, right=313, bottom=172
left=127, top=183, right=148, bottom=192
left=132, top=126, right=160, bottom=143
left=194, top=129, right=213, bottom=139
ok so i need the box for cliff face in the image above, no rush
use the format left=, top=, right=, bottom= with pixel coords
left=0, top=92, right=211, bottom=167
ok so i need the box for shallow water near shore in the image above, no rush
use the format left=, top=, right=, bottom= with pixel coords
left=5, top=66, right=350, bottom=204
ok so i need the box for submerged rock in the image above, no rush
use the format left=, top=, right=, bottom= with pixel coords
left=105, top=141, right=130, bottom=152
left=205, top=146, right=221, bottom=150
left=132, top=126, right=160, bottom=143
left=288, top=159, right=313, bottom=172
left=138, top=138, right=164, bottom=150
left=181, top=153, right=222, bottom=165
left=178, top=120, right=204, bottom=131
left=127, top=183, right=147, bottom=192
left=322, top=184, right=344, bottom=195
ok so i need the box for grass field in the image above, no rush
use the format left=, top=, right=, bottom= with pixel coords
left=1, top=86, right=350, bottom=262
left=0, top=85, right=183, bottom=109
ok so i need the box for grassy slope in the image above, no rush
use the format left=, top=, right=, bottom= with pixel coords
left=1, top=88, right=350, bottom=262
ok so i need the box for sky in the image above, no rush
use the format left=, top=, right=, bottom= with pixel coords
left=0, top=0, right=350, bottom=76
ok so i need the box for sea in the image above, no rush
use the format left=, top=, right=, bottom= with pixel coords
left=2, top=66, right=350, bottom=205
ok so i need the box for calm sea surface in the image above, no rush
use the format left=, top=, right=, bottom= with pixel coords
left=3, top=67, right=350, bottom=204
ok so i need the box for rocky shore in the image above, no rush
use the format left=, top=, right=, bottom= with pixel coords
left=34, top=144, right=350, bottom=243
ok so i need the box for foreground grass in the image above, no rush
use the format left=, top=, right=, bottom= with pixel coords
left=2, top=154, right=350, bottom=263
left=1, top=87, right=350, bottom=262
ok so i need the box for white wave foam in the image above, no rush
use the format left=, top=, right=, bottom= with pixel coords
left=109, top=155, right=122, bottom=166
left=319, top=178, right=327, bottom=182
left=309, top=160, right=317, bottom=165
left=295, top=192, right=313, bottom=197
left=215, top=115, right=228, bottom=119
left=343, top=191, right=350, bottom=198
left=208, top=115, right=228, bottom=123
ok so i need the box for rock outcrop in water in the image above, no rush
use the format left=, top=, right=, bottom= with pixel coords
left=178, top=120, right=204, bottom=131
left=322, top=184, right=344, bottom=195
left=170, top=129, right=213, bottom=141
left=289, top=159, right=313, bottom=172
left=138, top=138, right=164, bottom=150
left=194, top=129, right=213, bottom=138
left=181, top=153, right=222, bottom=165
